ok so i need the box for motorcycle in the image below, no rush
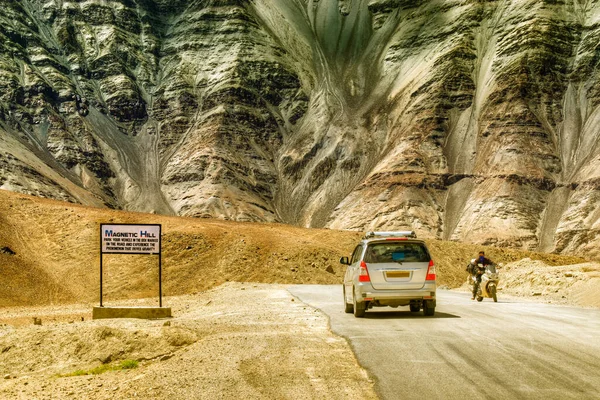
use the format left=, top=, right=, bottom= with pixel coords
left=473, top=263, right=500, bottom=302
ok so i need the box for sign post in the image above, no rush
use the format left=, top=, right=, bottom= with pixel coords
left=98, top=223, right=165, bottom=310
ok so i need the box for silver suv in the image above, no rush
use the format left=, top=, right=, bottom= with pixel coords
left=340, top=231, right=436, bottom=318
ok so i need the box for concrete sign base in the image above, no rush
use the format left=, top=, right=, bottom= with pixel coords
left=93, top=306, right=172, bottom=320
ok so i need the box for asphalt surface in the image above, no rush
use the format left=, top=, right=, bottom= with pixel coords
left=288, top=285, right=600, bottom=400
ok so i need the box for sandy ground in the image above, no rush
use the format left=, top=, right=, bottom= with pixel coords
left=0, top=283, right=377, bottom=400
left=1, top=189, right=600, bottom=398
left=497, top=259, right=600, bottom=308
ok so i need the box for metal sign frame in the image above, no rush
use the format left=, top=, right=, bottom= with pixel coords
left=99, top=223, right=163, bottom=307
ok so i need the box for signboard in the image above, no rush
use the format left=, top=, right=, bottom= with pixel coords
left=99, top=223, right=163, bottom=307
left=101, top=224, right=161, bottom=254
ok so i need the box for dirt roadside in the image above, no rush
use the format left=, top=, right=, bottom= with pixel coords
left=1, top=190, right=599, bottom=399
left=0, top=283, right=378, bottom=400
left=493, top=258, right=600, bottom=308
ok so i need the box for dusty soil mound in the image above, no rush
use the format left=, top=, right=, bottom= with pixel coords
left=456, top=258, right=600, bottom=308
left=0, top=283, right=377, bottom=399
left=0, top=189, right=362, bottom=307
left=0, top=189, right=587, bottom=308
left=499, top=259, right=600, bottom=308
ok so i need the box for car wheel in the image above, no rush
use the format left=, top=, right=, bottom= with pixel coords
left=353, top=288, right=365, bottom=318
left=410, top=304, right=420, bottom=313
left=343, top=286, right=353, bottom=313
left=423, top=300, right=435, bottom=316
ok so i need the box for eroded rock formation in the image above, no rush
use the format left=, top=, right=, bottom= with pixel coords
left=2, top=0, right=600, bottom=257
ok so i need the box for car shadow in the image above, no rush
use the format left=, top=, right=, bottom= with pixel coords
left=362, top=311, right=460, bottom=319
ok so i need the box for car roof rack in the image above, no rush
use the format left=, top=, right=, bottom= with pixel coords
left=363, top=231, right=417, bottom=239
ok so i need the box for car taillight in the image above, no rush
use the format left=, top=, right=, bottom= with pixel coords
left=426, top=260, right=436, bottom=281
left=358, top=260, right=370, bottom=282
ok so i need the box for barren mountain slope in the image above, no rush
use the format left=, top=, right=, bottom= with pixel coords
left=2, top=1, right=600, bottom=255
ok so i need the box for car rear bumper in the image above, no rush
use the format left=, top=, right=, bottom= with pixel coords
left=355, top=281, right=436, bottom=303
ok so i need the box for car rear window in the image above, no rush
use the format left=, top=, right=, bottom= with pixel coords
left=364, top=242, right=430, bottom=263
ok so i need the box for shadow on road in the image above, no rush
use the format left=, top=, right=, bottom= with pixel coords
left=362, top=311, right=460, bottom=319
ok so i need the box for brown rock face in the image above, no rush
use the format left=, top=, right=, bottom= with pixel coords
left=2, top=0, right=600, bottom=256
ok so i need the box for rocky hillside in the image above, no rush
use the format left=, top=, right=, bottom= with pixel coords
left=1, top=0, right=600, bottom=256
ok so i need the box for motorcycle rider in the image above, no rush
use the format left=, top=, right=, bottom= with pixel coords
left=472, top=251, right=496, bottom=300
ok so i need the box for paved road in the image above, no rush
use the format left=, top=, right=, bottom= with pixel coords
left=288, top=285, right=600, bottom=400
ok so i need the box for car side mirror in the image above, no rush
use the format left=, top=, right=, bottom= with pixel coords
left=340, top=256, right=350, bottom=265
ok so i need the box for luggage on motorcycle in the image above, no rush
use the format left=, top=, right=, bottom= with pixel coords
left=466, top=262, right=475, bottom=275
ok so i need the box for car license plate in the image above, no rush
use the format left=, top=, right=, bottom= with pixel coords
left=386, top=271, right=410, bottom=278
